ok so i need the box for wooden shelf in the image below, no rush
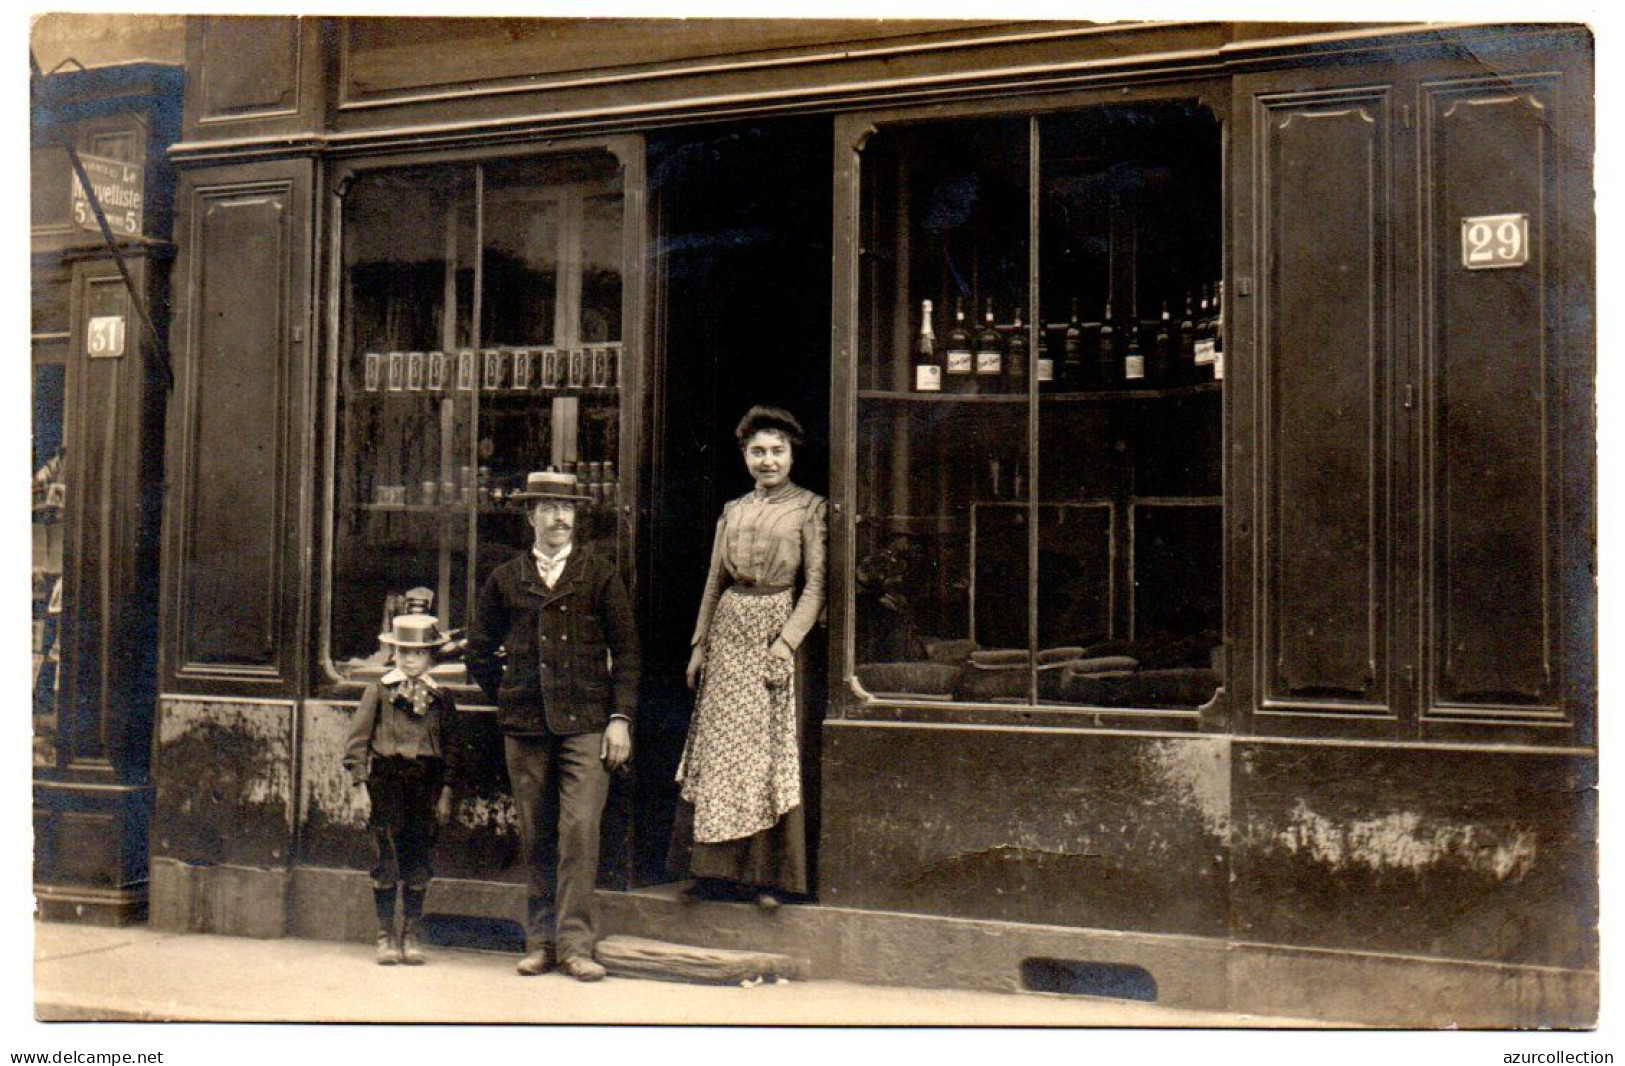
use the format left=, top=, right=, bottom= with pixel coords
left=351, top=385, right=621, bottom=401
left=354, top=502, right=531, bottom=515
left=858, top=381, right=1220, bottom=404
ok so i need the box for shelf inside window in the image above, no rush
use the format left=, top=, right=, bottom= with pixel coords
left=857, top=381, right=1220, bottom=404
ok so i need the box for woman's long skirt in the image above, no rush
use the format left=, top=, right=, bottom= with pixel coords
left=674, top=586, right=806, bottom=894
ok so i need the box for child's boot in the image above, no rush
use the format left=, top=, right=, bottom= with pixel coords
left=374, top=886, right=401, bottom=966
left=400, top=887, right=427, bottom=965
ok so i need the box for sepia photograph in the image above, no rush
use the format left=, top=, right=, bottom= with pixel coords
left=20, top=1, right=1611, bottom=1056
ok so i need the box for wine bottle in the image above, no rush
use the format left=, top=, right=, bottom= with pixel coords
left=1035, top=326, right=1055, bottom=389
left=1123, top=314, right=1145, bottom=384
left=1062, top=298, right=1084, bottom=391
left=945, top=298, right=975, bottom=393
left=1179, top=291, right=1197, bottom=385
left=975, top=298, right=1004, bottom=388
left=914, top=299, right=942, bottom=393
left=1193, top=285, right=1217, bottom=371
left=1007, top=304, right=1029, bottom=393
left=1152, top=301, right=1172, bottom=386
left=1097, top=299, right=1117, bottom=390
left=1212, top=279, right=1226, bottom=382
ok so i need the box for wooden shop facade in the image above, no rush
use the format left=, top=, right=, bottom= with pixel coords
left=88, top=17, right=1599, bottom=1026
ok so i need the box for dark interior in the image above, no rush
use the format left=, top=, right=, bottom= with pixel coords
left=634, top=117, right=834, bottom=888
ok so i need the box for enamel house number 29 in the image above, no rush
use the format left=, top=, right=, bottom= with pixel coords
left=1461, top=213, right=1530, bottom=270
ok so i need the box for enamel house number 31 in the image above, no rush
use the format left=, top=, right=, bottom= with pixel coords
left=1461, top=213, right=1530, bottom=270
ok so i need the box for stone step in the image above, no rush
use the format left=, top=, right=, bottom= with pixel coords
left=595, top=934, right=809, bottom=985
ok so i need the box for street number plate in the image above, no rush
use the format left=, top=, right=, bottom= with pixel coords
left=87, top=315, right=126, bottom=358
left=1461, top=213, right=1529, bottom=270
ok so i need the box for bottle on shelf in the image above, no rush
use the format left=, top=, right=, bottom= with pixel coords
left=913, top=298, right=942, bottom=393
left=945, top=298, right=975, bottom=394
left=1179, top=292, right=1197, bottom=386
left=1035, top=324, right=1055, bottom=390
left=1212, top=279, right=1226, bottom=382
left=1062, top=298, right=1084, bottom=391
left=975, top=298, right=1004, bottom=389
left=1123, top=313, right=1146, bottom=384
left=1097, top=299, right=1117, bottom=390
left=1152, top=301, right=1172, bottom=386
left=1007, top=303, right=1029, bottom=394
left=1193, top=284, right=1218, bottom=374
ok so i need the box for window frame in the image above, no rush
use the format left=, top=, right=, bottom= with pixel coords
left=317, top=134, right=645, bottom=698
left=831, top=78, right=1232, bottom=733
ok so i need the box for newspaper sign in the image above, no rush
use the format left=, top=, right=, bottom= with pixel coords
left=71, top=155, right=144, bottom=238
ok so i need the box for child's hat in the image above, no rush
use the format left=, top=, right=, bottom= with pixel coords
left=379, top=614, right=450, bottom=648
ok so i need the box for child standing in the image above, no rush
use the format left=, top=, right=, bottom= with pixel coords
left=344, top=614, right=465, bottom=965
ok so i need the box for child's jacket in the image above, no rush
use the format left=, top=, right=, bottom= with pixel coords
left=343, top=670, right=467, bottom=787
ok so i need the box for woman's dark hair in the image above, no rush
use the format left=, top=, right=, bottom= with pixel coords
left=735, top=405, right=804, bottom=450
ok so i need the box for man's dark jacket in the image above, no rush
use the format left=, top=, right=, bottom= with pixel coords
left=466, top=546, right=640, bottom=736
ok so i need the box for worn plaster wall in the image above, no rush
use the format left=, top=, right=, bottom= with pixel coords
left=30, top=14, right=186, bottom=71
left=820, top=723, right=1232, bottom=936
left=296, top=701, right=632, bottom=888
left=821, top=723, right=1597, bottom=974
left=298, top=700, right=521, bottom=880
left=151, top=698, right=294, bottom=867
left=1231, top=742, right=1598, bottom=969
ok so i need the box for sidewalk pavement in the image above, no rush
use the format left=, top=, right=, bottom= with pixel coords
left=33, top=920, right=1325, bottom=1027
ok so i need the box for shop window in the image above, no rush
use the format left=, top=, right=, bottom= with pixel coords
left=852, top=102, right=1222, bottom=716
left=325, top=150, right=625, bottom=686
left=33, top=336, right=67, bottom=766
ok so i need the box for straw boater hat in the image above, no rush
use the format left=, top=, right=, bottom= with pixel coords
left=511, top=469, right=592, bottom=504
left=378, top=614, right=451, bottom=648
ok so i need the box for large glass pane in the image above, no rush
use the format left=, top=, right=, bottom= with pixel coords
left=329, top=151, right=625, bottom=688
left=1036, top=102, right=1223, bottom=710
left=332, top=165, right=478, bottom=683
left=32, top=337, right=66, bottom=767
left=853, top=117, right=1032, bottom=703
left=474, top=154, right=624, bottom=595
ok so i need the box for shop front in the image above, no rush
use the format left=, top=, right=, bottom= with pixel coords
left=148, top=17, right=1594, bottom=1026
left=31, top=49, right=182, bottom=926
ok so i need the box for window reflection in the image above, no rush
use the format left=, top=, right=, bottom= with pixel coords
left=329, top=151, right=624, bottom=687
left=853, top=104, right=1223, bottom=715
left=33, top=341, right=66, bottom=766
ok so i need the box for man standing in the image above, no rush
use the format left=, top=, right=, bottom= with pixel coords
left=468, top=469, right=639, bottom=981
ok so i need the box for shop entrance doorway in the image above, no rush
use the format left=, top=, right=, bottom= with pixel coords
left=634, top=117, right=834, bottom=888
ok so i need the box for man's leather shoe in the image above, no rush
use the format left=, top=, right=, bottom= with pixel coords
left=516, top=946, right=555, bottom=976
left=558, top=954, right=607, bottom=982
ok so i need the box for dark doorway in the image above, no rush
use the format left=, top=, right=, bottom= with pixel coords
left=633, top=117, right=833, bottom=888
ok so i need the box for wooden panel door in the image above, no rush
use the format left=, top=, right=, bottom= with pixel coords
left=164, top=159, right=313, bottom=695
left=1239, top=74, right=1404, bottom=731
left=1418, top=57, right=1591, bottom=735
left=1233, top=30, right=1593, bottom=744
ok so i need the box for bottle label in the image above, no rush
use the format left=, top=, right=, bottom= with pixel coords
left=946, top=349, right=974, bottom=375
left=1213, top=349, right=1225, bottom=381
left=1125, top=354, right=1145, bottom=381
left=915, top=365, right=943, bottom=392
left=976, top=351, right=1002, bottom=375
left=1036, top=358, right=1054, bottom=383
left=1194, top=338, right=1216, bottom=366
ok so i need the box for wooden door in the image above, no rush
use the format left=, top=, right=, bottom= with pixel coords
left=1231, top=31, right=1593, bottom=744
left=164, top=158, right=315, bottom=697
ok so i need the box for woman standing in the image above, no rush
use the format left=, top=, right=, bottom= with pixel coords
left=676, top=406, right=827, bottom=908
